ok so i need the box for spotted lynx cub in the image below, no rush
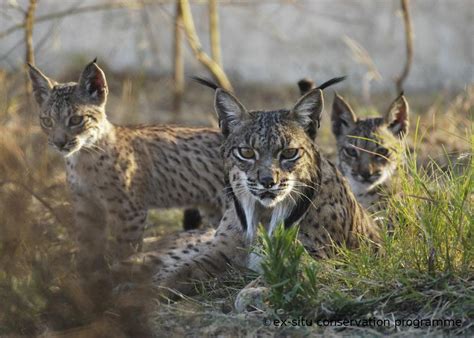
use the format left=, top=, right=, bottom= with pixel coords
left=298, top=79, right=409, bottom=215
left=331, top=93, right=409, bottom=216
left=28, top=60, right=225, bottom=267
left=122, top=83, right=380, bottom=296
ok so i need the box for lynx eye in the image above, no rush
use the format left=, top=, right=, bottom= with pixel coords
left=344, top=146, right=358, bottom=157
left=375, top=148, right=390, bottom=161
left=69, top=116, right=84, bottom=127
left=280, top=148, right=299, bottom=161
left=377, top=148, right=389, bottom=157
left=236, top=147, right=256, bottom=160
left=41, top=117, right=53, bottom=128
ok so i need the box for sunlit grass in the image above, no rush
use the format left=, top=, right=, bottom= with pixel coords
left=257, top=126, right=473, bottom=334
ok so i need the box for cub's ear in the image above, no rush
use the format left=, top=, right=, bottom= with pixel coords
left=297, top=78, right=316, bottom=96
left=214, top=89, right=248, bottom=137
left=28, top=64, right=54, bottom=106
left=331, top=93, right=357, bottom=138
left=385, top=93, right=409, bottom=137
left=77, top=59, right=108, bottom=106
left=291, top=88, right=323, bottom=139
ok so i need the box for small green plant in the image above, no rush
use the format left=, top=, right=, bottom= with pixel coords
left=257, top=224, right=318, bottom=316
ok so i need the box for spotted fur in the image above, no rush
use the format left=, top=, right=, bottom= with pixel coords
left=28, top=61, right=226, bottom=267
left=298, top=79, right=409, bottom=216
left=121, top=84, right=380, bottom=296
left=331, top=93, right=409, bottom=216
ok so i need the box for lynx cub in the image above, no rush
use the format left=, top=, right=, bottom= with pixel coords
left=331, top=93, right=409, bottom=215
left=28, top=60, right=225, bottom=267
left=121, top=82, right=380, bottom=296
left=298, top=79, right=409, bottom=215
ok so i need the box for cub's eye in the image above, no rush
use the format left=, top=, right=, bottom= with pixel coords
left=236, top=147, right=256, bottom=160
left=69, top=116, right=84, bottom=126
left=280, top=148, right=299, bottom=160
left=41, top=117, right=53, bottom=128
left=344, top=146, right=358, bottom=157
left=377, top=148, right=390, bottom=157
left=375, top=148, right=390, bottom=161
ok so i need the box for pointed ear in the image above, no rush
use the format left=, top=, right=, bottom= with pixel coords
left=214, top=89, right=247, bottom=136
left=290, top=88, right=323, bottom=139
left=77, top=60, right=108, bottom=106
left=385, top=93, right=409, bottom=137
left=331, top=93, right=357, bottom=138
left=28, top=64, right=54, bottom=106
left=297, top=78, right=316, bottom=96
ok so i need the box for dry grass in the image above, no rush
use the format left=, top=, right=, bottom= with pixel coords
left=0, top=67, right=471, bottom=336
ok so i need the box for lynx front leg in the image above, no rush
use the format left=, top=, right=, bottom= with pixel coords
left=151, top=213, right=248, bottom=297
left=72, top=193, right=107, bottom=272
left=105, top=200, right=148, bottom=262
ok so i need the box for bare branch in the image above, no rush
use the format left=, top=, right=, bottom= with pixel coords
left=179, top=0, right=233, bottom=91
left=395, top=0, right=414, bottom=93
left=209, top=0, right=222, bottom=66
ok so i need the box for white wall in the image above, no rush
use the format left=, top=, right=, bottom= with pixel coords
left=1, top=0, right=472, bottom=92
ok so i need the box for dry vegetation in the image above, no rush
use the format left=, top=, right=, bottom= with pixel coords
left=0, top=66, right=472, bottom=336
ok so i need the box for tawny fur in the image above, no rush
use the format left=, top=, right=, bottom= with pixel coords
left=120, top=85, right=380, bottom=297
left=330, top=93, right=409, bottom=216
left=28, top=61, right=226, bottom=267
left=298, top=79, right=409, bottom=216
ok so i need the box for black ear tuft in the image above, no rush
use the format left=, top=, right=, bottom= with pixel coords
left=297, top=78, right=316, bottom=95
left=92, top=57, right=98, bottom=63
left=317, top=76, right=346, bottom=90
left=191, top=76, right=220, bottom=90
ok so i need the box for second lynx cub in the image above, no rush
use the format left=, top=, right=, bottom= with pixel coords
left=28, top=60, right=225, bottom=266
left=298, top=79, right=409, bottom=216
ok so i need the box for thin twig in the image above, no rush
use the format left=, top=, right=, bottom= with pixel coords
left=395, top=0, right=414, bottom=93
left=0, top=180, right=67, bottom=227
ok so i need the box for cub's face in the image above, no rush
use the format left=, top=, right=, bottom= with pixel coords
left=29, top=61, right=109, bottom=157
left=214, top=88, right=323, bottom=208
left=331, top=93, right=409, bottom=190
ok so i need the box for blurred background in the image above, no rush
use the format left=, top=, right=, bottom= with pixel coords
left=0, top=0, right=472, bottom=336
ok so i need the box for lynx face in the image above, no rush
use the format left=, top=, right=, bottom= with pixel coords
left=214, top=88, right=323, bottom=237
left=331, top=93, right=409, bottom=194
left=29, top=61, right=109, bottom=157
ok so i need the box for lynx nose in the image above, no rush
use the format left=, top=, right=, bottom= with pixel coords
left=54, top=139, right=67, bottom=149
left=259, top=176, right=276, bottom=189
left=360, top=171, right=372, bottom=180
